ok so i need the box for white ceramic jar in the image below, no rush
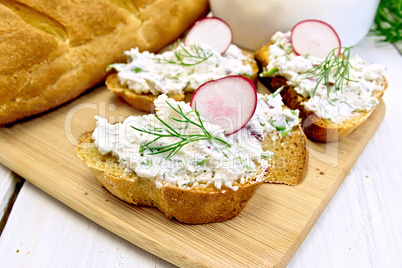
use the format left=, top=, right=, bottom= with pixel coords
left=209, top=0, right=380, bottom=51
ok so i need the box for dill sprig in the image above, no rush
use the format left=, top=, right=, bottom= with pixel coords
left=301, top=46, right=356, bottom=97
left=131, top=101, right=231, bottom=159
left=371, top=0, right=402, bottom=43
left=154, top=40, right=213, bottom=66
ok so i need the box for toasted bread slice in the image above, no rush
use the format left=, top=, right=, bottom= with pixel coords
left=105, top=50, right=259, bottom=113
left=76, top=132, right=270, bottom=224
left=76, top=108, right=307, bottom=223
left=105, top=73, right=191, bottom=112
left=255, top=43, right=388, bottom=142
left=263, top=125, right=308, bottom=185
left=76, top=126, right=307, bottom=224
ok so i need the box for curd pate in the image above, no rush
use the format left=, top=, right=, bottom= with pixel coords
left=264, top=32, right=385, bottom=124
left=108, top=42, right=253, bottom=96
left=92, top=94, right=299, bottom=191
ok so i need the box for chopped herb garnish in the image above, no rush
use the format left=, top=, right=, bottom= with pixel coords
left=271, top=85, right=285, bottom=98
left=155, top=40, right=213, bottom=67
left=195, top=159, right=208, bottom=166
left=141, top=159, right=152, bottom=166
left=131, top=101, right=231, bottom=159
left=132, top=67, right=143, bottom=73
left=301, top=46, right=357, bottom=97
left=260, top=67, right=279, bottom=77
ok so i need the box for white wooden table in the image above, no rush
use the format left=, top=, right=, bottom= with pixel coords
left=0, top=36, right=401, bottom=267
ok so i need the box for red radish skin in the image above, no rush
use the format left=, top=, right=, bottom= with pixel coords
left=190, top=76, right=257, bottom=135
left=185, top=17, right=233, bottom=55
left=291, top=19, right=341, bottom=58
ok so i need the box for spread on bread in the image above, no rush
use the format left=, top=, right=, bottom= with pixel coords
left=255, top=28, right=388, bottom=142
left=92, top=93, right=300, bottom=191
left=108, top=41, right=255, bottom=96
left=260, top=32, right=385, bottom=124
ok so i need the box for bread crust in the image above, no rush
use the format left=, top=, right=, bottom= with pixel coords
left=76, top=132, right=267, bottom=224
left=105, top=50, right=259, bottom=112
left=262, top=126, right=308, bottom=185
left=0, top=0, right=209, bottom=125
left=255, top=43, right=388, bottom=142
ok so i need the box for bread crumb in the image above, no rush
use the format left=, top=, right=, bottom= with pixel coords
left=320, top=171, right=325, bottom=175
left=84, top=192, right=88, bottom=195
left=366, top=175, right=370, bottom=178
left=16, top=250, right=19, bottom=253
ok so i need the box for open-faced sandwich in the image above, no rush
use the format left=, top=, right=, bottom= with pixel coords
left=255, top=20, right=388, bottom=142
left=76, top=76, right=308, bottom=224
left=105, top=17, right=259, bottom=112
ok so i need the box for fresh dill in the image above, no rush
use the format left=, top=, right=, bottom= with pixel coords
left=154, top=40, right=213, bottom=66
left=371, top=0, right=402, bottom=43
left=301, top=46, right=356, bottom=97
left=131, top=101, right=231, bottom=159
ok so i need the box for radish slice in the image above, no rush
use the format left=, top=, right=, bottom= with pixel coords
left=184, top=17, right=232, bottom=54
left=190, top=75, right=257, bottom=135
left=291, top=19, right=341, bottom=58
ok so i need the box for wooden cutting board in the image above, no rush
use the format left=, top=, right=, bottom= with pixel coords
left=0, top=83, right=385, bottom=267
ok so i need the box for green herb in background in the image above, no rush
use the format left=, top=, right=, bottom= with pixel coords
left=372, top=0, right=402, bottom=43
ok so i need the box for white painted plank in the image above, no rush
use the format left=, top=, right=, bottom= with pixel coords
left=289, top=36, right=402, bottom=267
left=394, top=40, right=402, bottom=54
left=0, top=164, right=19, bottom=223
left=0, top=182, right=174, bottom=268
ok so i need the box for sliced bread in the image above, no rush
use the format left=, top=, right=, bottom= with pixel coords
left=255, top=39, right=388, bottom=142
left=76, top=94, right=307, bottom=224
left=76, top=132, right=269, bottom=224
left=105, top=45, right=259, bottom=113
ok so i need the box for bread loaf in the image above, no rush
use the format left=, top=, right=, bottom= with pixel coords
left=0, top=0, right=209, bottom=125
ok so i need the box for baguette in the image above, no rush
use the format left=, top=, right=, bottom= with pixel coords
left=0, top=0, right=209, bottom=125
left=76, top=94, right=307, bottom=224
left=255, top=36, right=388, bottom=142
left=105, top=44, right=259, bottom=112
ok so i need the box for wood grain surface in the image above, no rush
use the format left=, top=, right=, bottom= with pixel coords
left=0, top=83, right=386, bottom=268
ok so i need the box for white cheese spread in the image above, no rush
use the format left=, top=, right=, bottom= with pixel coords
left=264, top=32, right=385, bottom=124
left=92, top=94, right=299, bottom=191
left=108, top=42, right=254, bottom=96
